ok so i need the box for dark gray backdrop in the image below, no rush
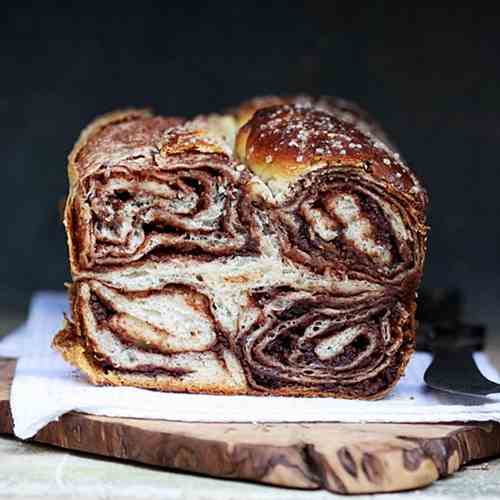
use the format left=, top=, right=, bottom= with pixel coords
left=2, top=5, right=499, bottom=329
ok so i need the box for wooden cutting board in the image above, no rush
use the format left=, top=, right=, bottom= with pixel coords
left=1, top=358, right=499, bottom=494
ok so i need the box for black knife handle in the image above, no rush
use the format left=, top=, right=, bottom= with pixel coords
left=418, top=322, right=486, bottom=352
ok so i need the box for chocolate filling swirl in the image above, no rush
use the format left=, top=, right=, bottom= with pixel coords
left=236, top=287, right=412, bottom=396
left=274, top=169, right=426, bottom=290
left=69, top=116, right=261, bottom=271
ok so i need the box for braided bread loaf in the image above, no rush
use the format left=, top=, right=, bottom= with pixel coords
left=53, top=96, right=428, bottom=399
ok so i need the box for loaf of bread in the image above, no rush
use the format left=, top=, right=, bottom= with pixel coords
left=53, top=96, right=428, bottom=399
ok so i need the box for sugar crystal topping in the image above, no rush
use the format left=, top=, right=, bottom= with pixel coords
left=253, top=105, right=407, bottom=167
left=245, top=105, right=423, bottom=195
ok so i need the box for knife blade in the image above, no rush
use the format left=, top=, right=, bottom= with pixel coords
left=422, top=322, right=500, bottom=397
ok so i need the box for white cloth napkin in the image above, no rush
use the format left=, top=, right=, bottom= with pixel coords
left=1, top=292, right=500, bottom=440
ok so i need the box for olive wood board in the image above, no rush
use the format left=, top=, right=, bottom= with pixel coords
left=1, top=358, right=499, bottom=494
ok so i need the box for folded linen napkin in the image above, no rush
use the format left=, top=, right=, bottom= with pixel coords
left=1, top=292, right=499, bottom=440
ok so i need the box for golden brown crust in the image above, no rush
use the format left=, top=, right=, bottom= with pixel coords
left=229, top=94, right=394, bottom=146
left=235, top=105, right=427, bottom=210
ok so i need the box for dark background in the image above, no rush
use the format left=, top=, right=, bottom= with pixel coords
left=2, top=5, right=499, bottom=330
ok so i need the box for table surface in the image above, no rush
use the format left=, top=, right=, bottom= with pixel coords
left=1, top=313, right=500, bottom=500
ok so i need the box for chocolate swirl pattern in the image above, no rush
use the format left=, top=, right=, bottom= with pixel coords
left=236, top=288, right=412, bottom=397
left=54, top=97, right=428, bottom=399
left=66, top=112, right=260, bottom=271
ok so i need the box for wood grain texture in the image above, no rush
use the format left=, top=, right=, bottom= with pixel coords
left=1, top=358, right=499, bottom=494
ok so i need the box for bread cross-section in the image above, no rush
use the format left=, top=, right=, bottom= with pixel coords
left=53, top=96, right=428, bottom=399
